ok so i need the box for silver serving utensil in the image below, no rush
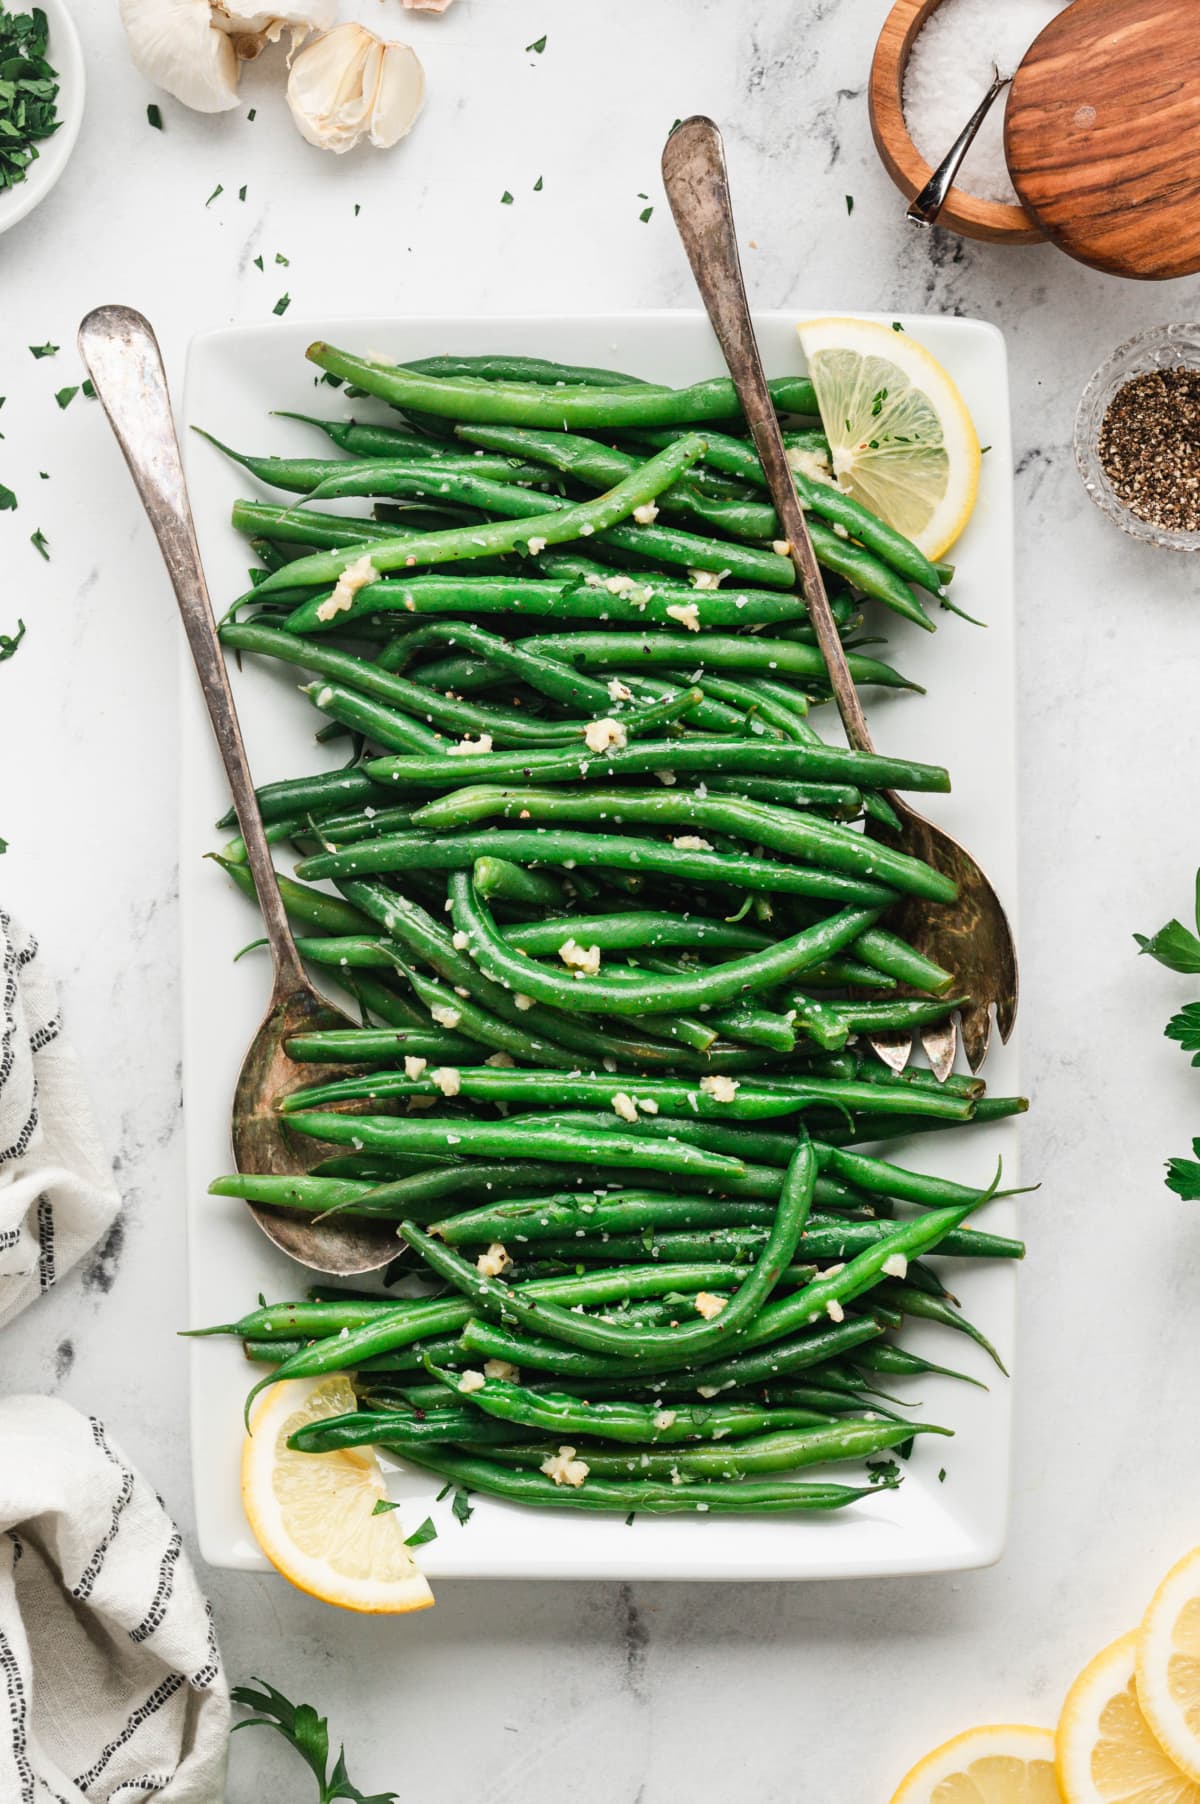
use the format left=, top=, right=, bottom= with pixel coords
left=79, top=304, right=395, bottom=1276
left=907, top=67, right=1012, bottom=228
left=661, top=117, right=1018, bottom=1077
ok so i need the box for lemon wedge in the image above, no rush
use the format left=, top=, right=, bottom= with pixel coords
left=1057, top=1632, right=1200, bottom=1803
left=1138, top=1546, right=1200, bottom=1784
left=890, top=1724, right=1062, bottom=1803
left=242, top=1375, right=434, bottom=1614
left=796, top=316, right=981, bottom=561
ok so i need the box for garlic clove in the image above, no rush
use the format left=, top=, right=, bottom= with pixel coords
left=213, top=0, right=336, bottom=59
left=401, top=0, right=456, bottom=10
left=118, top=0, right=335, bottom=113
left=286, top=22, right=425, bottom=155
left=119, top=0, right=240, bottom=112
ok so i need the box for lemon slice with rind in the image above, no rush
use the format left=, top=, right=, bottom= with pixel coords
left=1057, top=1632, right=1200, bottom=1803
left=796, top=316, right=981, bottom=561
left=1138, top=1546, right=1200, bottom=1784
left=242, top=1375, right=434, bottom=1614
left=890, top=1723, right=1062, bottom=1802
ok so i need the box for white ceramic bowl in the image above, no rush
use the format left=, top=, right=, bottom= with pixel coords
left=0, top=0, right=85, bottom=238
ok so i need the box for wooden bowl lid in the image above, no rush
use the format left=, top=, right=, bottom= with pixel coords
left=1006, top=0, right=1200, bottom=280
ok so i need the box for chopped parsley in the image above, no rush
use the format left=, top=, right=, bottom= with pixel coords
left=273, top=293, right=291, bottom=316
left=526, top=34, right=547, bottom=53
left=1137, top=870, right=1200, bottom=1197
left=353, top=202, right=360, bottom=216
left=275, top=250, right=289, bottom=265
left=0, top=482, right=16, bottom=511
left=0, top=6, right=60, bottom=194
left=247, top=106, right=256, bottom=121
left=892, top=320, right=904, bottom=332
left=451, top=1485, right=474, bottom=1526
left=938, top=1467, right=947, bottom=1483
left=866, top=1457, right=900, bottom=1487
left=845, top=194, right=854, bottom=215
left=238, top=184, right=247, bottom=201
left=28, top=342, right=57, bottom=359
left=980, top=444, right=992, bottom=454
left=147, top=103, right=162, bottom=129
left=404, top=1516, right=438, bottom=1548
left=205, top=183, right=223, bottom=207
left=81, top=378, right=95, bottom=399
left=0, top=620, right=26, bottom=662
left=639, top=206, right=654, bottom=223
left=370, top=1499, right=400, bottom=1516
left=500, top=190, right=513, bottom=205
left=253, top=254, right=264, bottom=271
left=870, top=388, right=888, bottom=417
left=533, top=174, right=543, bottom=192
left=29, top=527, right=48, bottom=560
left=624, top=1511, right=636, bottom=1526
left=54, top=385, right=78, bottom=410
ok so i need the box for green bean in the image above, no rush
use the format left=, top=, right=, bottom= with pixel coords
left=299, top=680, right=443, bottom=754
left=522, top=627, right=917, bottom=694
left=408, top=786, right=955, bottom=903
left=877, top=1281, right=1008, bottom=1372
left=250, top=435, right=707, bottom=597
left=307, top=342, right=819, bottom=428
left=297, top=830, right=896, bottom=908
left=285, top=1110, right=745, bottom=1180
left=392, top=1445, right=876, bottom=1513
left=212, top=853, right=376, bottom=938
left=398, top=961, right=581, bottom=1069
left=215, top=767, right=391, bottom=830
left=197, top=431, right=550, bottom=495
left=285, top=1027, right=479, bottom=1064
left=277, top=412, right=489, bottom=458
left=472, top=857, right=565, bottom=908
left=232, top=498, right=407, bottom=550
left=502, top=911, right=770, bottom=958
left=363, top=736, right=950, bottom=796
left=402, top=354, right=649, bottom=388
left=467, top=1419, right=942, bottom=1480
left=287, top=1409, right=528, bottom=1448
left=854, top=1344, right=987, bottom=1388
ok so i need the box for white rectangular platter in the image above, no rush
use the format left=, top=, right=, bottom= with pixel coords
left=182, top=310, right=1019, bottom=1580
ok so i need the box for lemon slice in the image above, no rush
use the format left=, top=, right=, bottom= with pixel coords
left=1138, top=1547, right=1200, bottom=1783
left=242, top=1375, right=434, bottom=1614
left=1057, top=1632, right=1200, bottom=1803
left=796, top=316, right=981, bottom=560
left=890, top=1724, right=1062, bottom=1802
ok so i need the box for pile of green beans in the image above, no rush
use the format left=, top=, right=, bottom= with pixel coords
left=195, top=345, right=1026, bottom=1522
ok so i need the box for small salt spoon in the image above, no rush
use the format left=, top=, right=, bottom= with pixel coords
left=906, top=65, right=1011, bottom=227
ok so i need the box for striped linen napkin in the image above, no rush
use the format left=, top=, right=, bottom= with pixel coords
left=0, top=909, right=121, bottom=1327
left=0, top=1395, right=229, bottom=1802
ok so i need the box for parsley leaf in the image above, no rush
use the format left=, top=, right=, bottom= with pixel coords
left=273, top=293, right=291, bottom=316
left=500, top=190, right=513, bottom=205
left=1167, top=1146, right=1200, bottom=1200
left=451, top=1485, right=474, bottom=1526
left=370, top=1499, right=400, bottom=1516
left=526, top=34, right=547, bottom=52
left=866, top=1457, right=900, bottom=1487
left=1166, top=1001, right=1200, bottom=1064
left=55, top=385, right=78, bottom=410
left=639, top=205, right=653, bottom=223
left=205, top=183, right=223, bottom=207
left=232, top=1679, right=398, bottom=1804
left=0, top=619, right=26, bottom=662
left=404, top=1516, right=437, bottom=1547
left=533, top=174, right=543, bottom=192
left=0, top=7, right=60, bottom=195
left=0, top=482, right=16, bottom=511
left=275, top=250, right=289, bottom=265
left=845, top=194, right=854, bottom=215
left=30, top=527, right=48, bottom=560
left=147, top=103, right=163, bottom=129
left=1135, top=917, right=1200, bottom=975
left=28, top=343, right=57, bottom=359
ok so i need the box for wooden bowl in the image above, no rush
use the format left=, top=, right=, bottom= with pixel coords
left=869, top=0, right=1046, bottom=246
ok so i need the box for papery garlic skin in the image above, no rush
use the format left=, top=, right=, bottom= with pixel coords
left=118, top=0, right=334, bottom=113
left=286, top=23, right=426, bottom=154
left=401, top=0, right=456, bottom=11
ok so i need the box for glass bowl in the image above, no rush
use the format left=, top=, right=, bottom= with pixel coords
left=1075, top=324, right=1200, bottom=553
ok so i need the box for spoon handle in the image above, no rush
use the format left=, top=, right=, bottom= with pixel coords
left=78, top=304, right=307, bottom=999
left=906, top=68, right=1011, bottom=228
left=661, top=116, right=874, bottom=757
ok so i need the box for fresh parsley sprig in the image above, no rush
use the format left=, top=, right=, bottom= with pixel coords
left=231, top=1679, right=398, bottom=1804
left=1136, top=870, right=1200, bottom=1194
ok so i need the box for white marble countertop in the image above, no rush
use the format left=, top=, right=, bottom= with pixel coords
left=4, top=2, right=1200, bottom=1796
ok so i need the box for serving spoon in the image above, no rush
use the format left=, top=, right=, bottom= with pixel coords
left=661, top=118, right=1017, bottom=1076
left=79, top=304, right=395, bottom=1274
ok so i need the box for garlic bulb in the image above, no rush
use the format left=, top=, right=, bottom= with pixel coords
left=118, top=0, right=334, bottom=113
left=286, top=23, right=425, bottom=154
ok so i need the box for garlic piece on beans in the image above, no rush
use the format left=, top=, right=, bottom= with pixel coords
left=287, top=22, right=426, bottom=154
left=118, top=0, right=333, bottom=113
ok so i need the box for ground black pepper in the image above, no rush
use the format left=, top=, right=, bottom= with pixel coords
left=1098, top=367, right=1200, bottom=534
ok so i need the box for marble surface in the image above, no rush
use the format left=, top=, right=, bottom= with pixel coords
left=4, top=1, right=1200, bottom=1796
